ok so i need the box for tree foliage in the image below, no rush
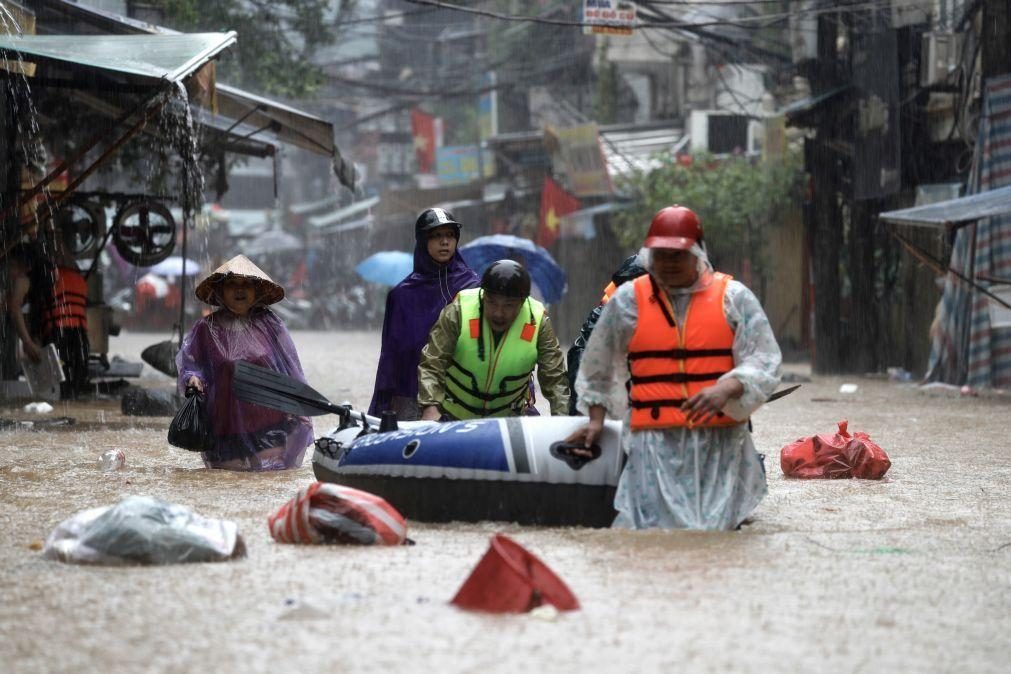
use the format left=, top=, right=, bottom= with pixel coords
left=612, top=151, right=804, bottom=279
left=153, top=0, right=355, bottom=98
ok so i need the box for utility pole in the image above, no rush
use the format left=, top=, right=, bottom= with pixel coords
left=1, top=87, right=20, bottom=382
left=808, top=13, right=844, bottom=373
left=982, top=0, right=1011, bottom=79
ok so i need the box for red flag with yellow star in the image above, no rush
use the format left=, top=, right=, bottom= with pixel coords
left=411, top=108, right=440, bottom=173
left=538, top=176, right=580, bottom=248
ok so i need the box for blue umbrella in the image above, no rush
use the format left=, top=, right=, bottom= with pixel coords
left=459, top=234, right=567, bottom=304
left=355, top=251, right=414, bottom=287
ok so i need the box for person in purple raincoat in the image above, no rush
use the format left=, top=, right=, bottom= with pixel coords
left=177, top=254, right=313, bottom=471
left=368, top=208, right=480, bottom=420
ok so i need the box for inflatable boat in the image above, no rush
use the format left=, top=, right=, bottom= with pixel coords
left=228, top=360, right=624, bottom=527
left=312, top=415, right=624, bottom=527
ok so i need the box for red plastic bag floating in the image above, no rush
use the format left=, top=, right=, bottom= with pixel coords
left=780, top=420, right=891, bottom=479
left=269, top=482, right=407, bottom=545
left=451, top=534, right=579, bottom=613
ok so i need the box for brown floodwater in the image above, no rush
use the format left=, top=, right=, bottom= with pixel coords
left=1, top=330, right=1009, bottom=673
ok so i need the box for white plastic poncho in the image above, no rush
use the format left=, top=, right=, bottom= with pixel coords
left=575, top=247, right=782, bottom=530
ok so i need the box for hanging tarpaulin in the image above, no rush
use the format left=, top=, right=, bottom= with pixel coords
left=926, top=74, right=1011, bottom=388
left=852, top=24, right=901, bottom=199
left=549, top=123, right=613, bottom=197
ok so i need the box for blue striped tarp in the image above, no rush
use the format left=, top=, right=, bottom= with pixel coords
left=927, top=75, right=1011, bottom=388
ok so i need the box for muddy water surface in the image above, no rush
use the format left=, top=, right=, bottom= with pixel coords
left=1, top=331, right=1008, bottom=673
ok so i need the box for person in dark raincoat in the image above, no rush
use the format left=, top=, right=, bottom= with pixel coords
left=177, top=254, right=314, bottom=471
left=368, top=208, right=480, bottom=420
left=566, top=254, right=646, bottom=415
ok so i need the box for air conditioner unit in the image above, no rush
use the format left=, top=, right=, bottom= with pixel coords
left=689, top=110, right=752, bottom=155
left=921, top=32, right=961, bottom=87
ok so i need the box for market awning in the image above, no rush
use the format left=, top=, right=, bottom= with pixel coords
left=878, top=185, right=1011, bottom=230
left=308, top=195, right=380, bottom=230
left=16, top=1, right=359, bottom=189
left=289, top=193, right=341, bottom=217
left=601, top=125, right=688, bottom=179
left=65, top=88, right=277, bottom=159
left=21, top=0, right=358, bottom=191
left=215, top=84, right=328, bottom=157
left=0, top=33, right=236, bottom=85
left=215, top=85, right=357, bottom=191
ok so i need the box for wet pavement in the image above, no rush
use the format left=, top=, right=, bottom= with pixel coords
left=1, top=330, right=1008, bottom=673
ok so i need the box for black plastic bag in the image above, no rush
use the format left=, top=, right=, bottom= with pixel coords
left=168, top=386, right=214, bottom=452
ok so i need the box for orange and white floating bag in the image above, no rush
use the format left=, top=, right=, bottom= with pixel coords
left=268, top=482, right=407, bottom=545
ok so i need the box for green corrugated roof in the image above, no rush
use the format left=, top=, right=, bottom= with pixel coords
left=0, top=33, right=236, bottom=84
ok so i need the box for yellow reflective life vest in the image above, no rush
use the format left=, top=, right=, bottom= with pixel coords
left=443, top=288, right=544, bottom=419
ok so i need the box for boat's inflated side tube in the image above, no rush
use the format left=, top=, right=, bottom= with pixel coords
left=312, top=416, right=624, bottom=527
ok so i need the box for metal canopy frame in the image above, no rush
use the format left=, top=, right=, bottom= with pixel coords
left=878, top=185, right=1011, bottom=230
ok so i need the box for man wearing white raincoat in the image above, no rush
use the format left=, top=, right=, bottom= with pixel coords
left=566, top=205, right=781, bottom=530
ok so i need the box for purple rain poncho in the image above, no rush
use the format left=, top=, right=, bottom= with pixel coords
left=368, top=242, right=480, bottom=418
left=176, top=307, right=314, bottom=471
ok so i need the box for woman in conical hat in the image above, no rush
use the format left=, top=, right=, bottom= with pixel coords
left=176, top=254, right=313, bottom=471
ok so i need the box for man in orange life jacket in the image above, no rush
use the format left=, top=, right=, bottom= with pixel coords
left=417, top=259, right=569, bottom=421
left=6, top=236, right=91, bottom=398
left=566, top=205, right=782, bottom=530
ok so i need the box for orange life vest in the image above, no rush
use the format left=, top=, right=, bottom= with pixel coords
left=600, top=281, right=617, bottom=305
left=41, top=266, right=88, bottom=337
left=627, top=272, right=739, bottom=430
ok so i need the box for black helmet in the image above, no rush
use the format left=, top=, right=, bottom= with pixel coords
left=480, top=259, right=531, bottom=299
left=415, top=207, right=461, bottom=240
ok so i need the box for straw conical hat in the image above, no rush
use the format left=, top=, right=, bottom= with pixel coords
left=195, top=254, right=285, bottom=306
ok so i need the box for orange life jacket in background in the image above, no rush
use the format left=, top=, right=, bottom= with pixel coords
left=41, top=266, right=88, bottom=337
left=627, top=272, right=739, bottom=430
left=600, top=281, right=617, bottom=305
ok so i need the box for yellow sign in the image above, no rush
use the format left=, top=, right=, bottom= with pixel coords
left=553, top=123, right=612, bottom=197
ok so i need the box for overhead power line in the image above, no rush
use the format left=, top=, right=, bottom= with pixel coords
left=400, top=0, right=927, bottom=31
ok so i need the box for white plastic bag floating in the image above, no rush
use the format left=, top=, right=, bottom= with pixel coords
left=43, top=495, right=246, bottom=565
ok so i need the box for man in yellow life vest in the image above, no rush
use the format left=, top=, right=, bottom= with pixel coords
left=417, top=259, right=570, bottom=420
left=565, top=205, right=782, bottom=530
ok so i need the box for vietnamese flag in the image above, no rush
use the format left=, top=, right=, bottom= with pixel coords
left=538, top=176, right=580, bottom=248
left=411, top=108, right=439, bottom=173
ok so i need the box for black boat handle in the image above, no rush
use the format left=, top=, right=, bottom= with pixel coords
left=550, top=441, right=602, bottom=470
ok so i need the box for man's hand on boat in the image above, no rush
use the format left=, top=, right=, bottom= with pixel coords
left=564, top=405, right=606, bottom=455
left=420, top=405, right=442, bottom=421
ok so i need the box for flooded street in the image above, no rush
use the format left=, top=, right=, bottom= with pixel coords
left=1, top=330, right=1008, bottom=673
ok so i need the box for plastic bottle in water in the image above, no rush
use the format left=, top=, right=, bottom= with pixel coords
left=98, top=449, right=126, bottom=472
